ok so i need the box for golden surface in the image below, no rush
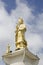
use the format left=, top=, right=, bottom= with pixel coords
left=6, top=44, right=10, bottom=54
left=15, top=18, right=27, bottom=49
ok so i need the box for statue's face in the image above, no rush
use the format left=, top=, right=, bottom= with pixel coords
left=18, top=18, right=23, bottom=24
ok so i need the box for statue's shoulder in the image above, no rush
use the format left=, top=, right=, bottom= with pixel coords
left=20, top=24, right=26, bottom=27
left=19, top=24, right=26, bottom=30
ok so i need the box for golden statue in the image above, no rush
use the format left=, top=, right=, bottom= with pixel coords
left=15, top=18, right=27, bottom=49
left=6, top=44, right=11, bottom=54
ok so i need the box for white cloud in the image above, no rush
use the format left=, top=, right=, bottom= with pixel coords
left=26, top=33, right=43, bottom=53
left=38, top=53, right=43, bottom=65
left=11, top=0, right=34, bottom=22
left=36, top=13, right=43, bottom=30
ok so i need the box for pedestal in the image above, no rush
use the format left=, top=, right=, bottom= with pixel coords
left=2, top=48, right=39, bottom=65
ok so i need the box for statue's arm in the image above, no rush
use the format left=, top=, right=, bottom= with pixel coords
left=19, top=24, right=26, bottom=31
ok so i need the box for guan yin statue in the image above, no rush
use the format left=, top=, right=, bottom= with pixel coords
left=15, top=18, right=27, bottom=49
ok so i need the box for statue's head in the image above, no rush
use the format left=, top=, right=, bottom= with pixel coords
left=18, top=17, right=23, bottom=24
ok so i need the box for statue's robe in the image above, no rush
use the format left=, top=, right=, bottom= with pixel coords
left=17, top=24, right=26, bottom=43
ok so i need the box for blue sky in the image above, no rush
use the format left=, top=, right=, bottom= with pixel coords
left=0, top=0, right=43, bottom=65
left=2, top=0, right=43, bottom=14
